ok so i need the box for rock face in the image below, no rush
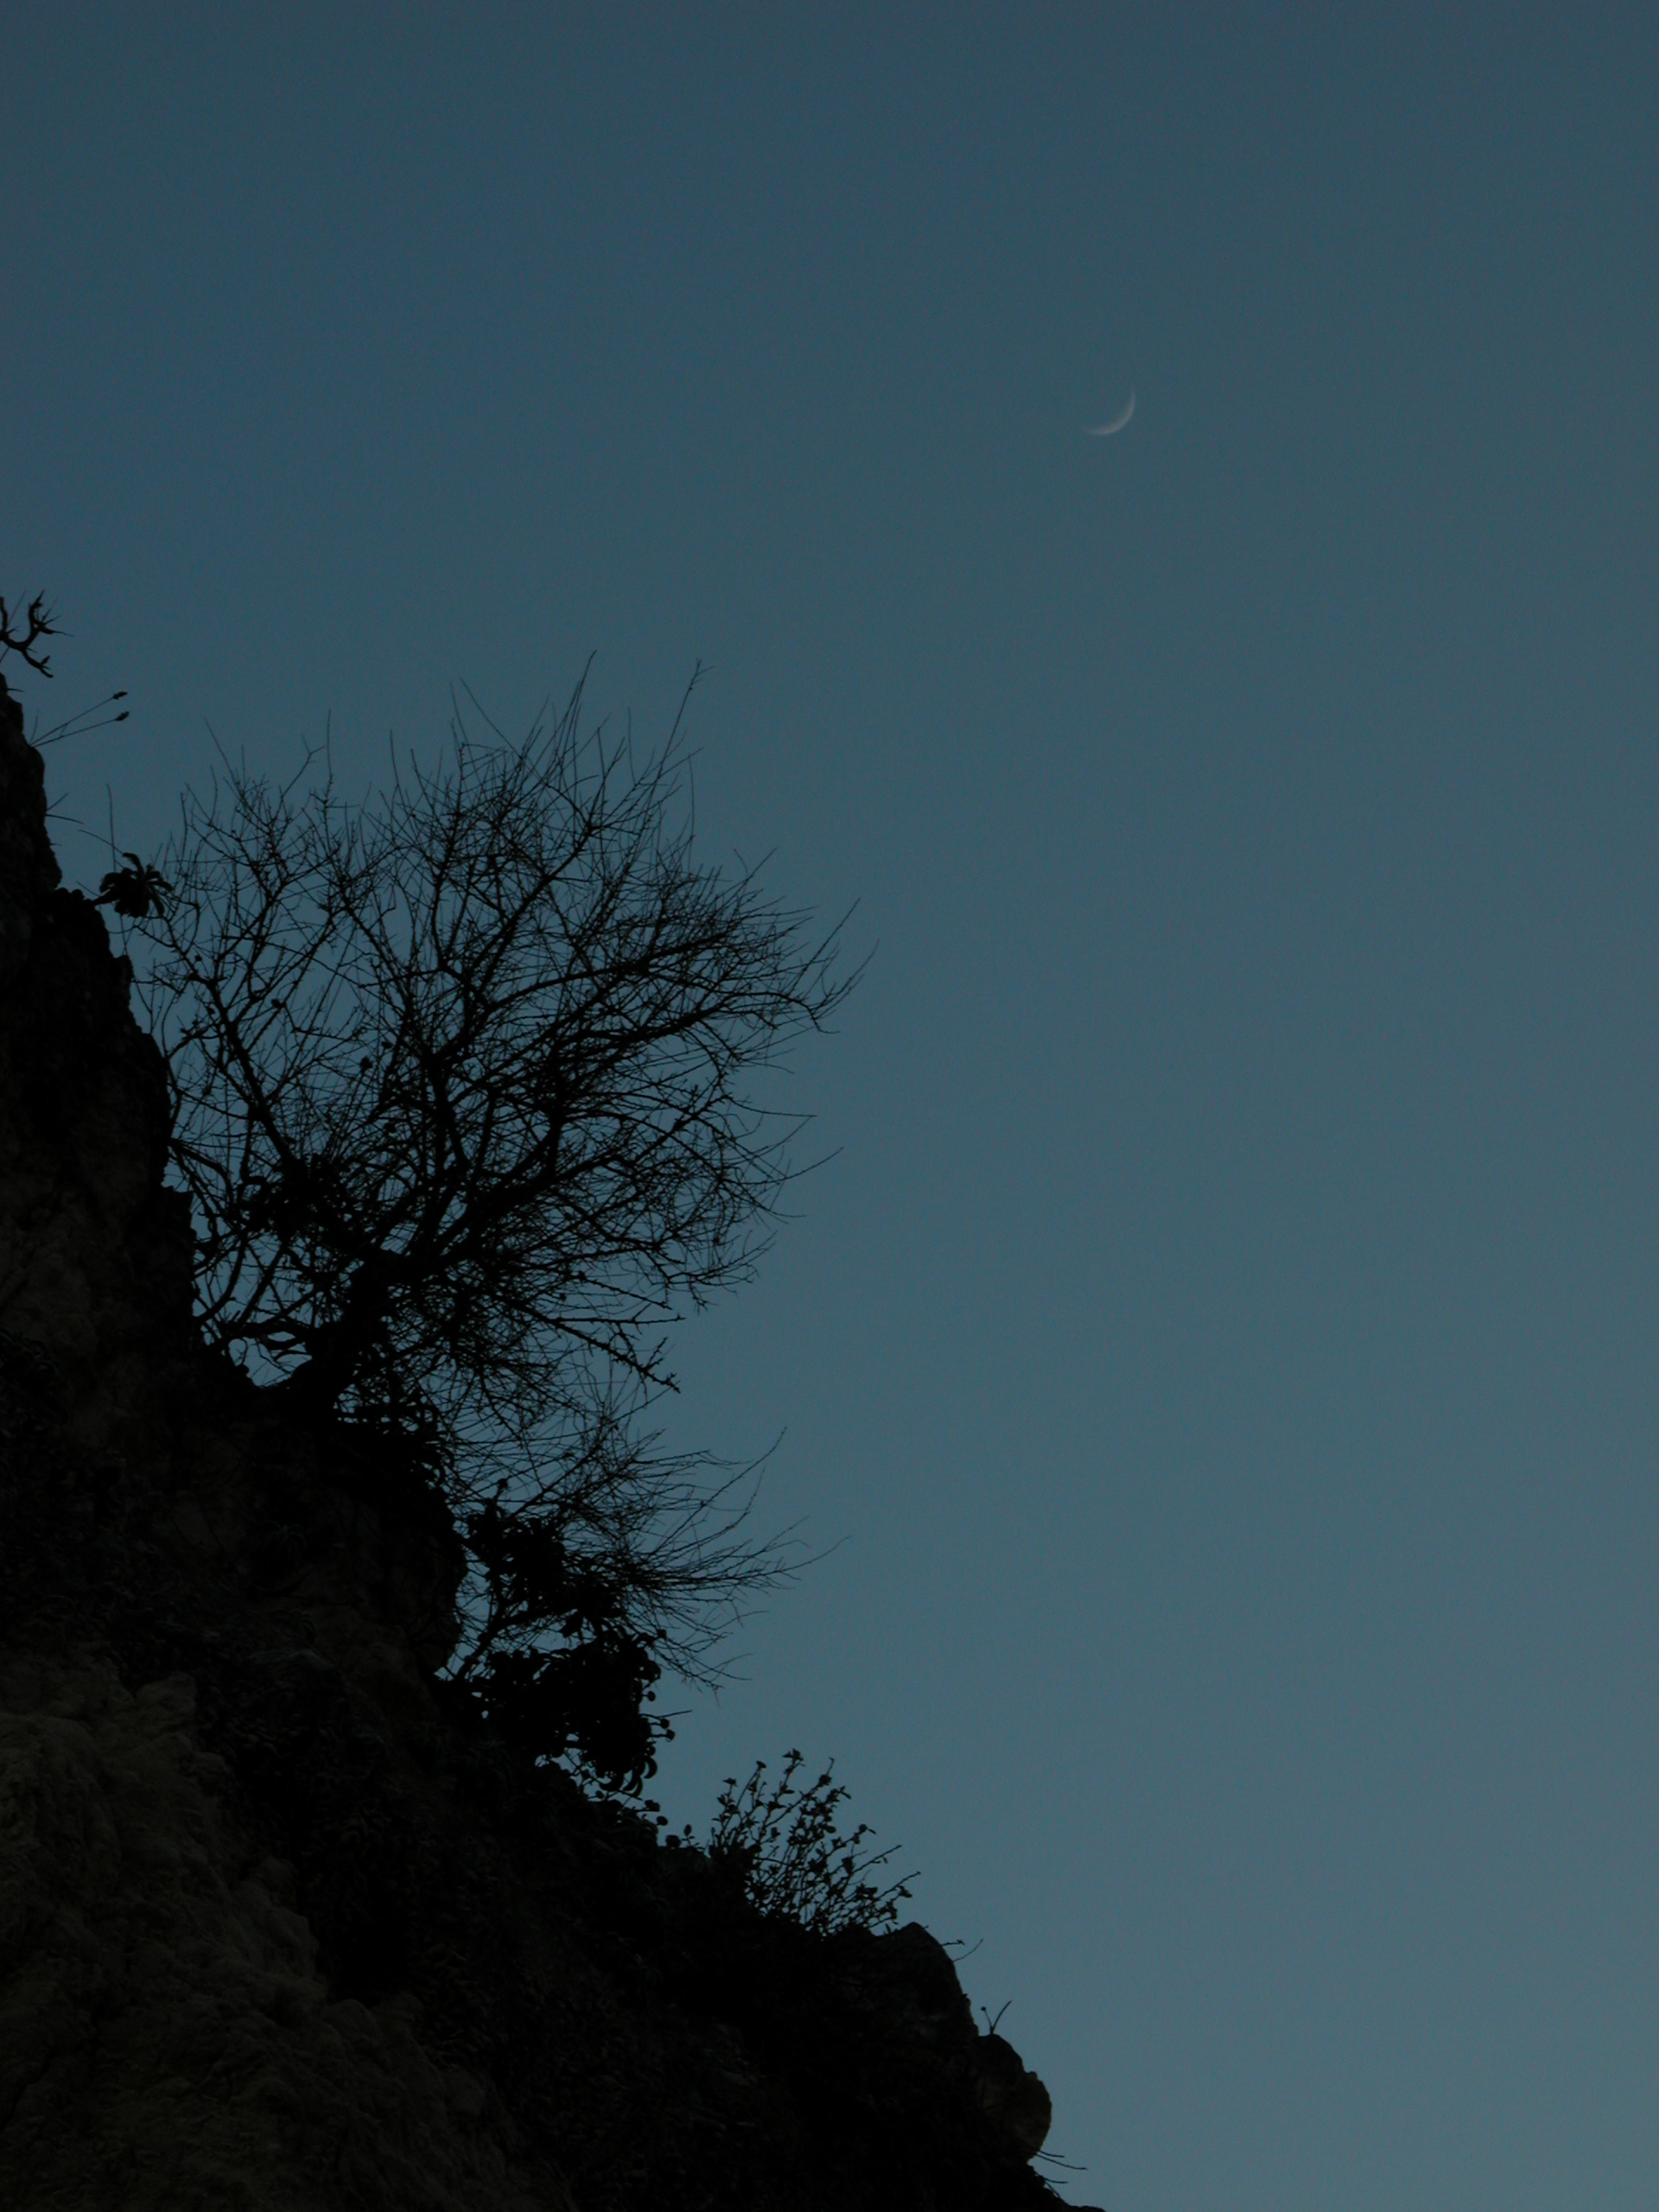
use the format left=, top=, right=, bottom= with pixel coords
left=0, top=673, right=1068, bottom=2210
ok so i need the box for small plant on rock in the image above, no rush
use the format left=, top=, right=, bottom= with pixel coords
left=708, top=1751, right=916, bottom=1936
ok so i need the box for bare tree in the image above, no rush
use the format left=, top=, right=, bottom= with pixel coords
left=124, top=667, right=858, bottom=1784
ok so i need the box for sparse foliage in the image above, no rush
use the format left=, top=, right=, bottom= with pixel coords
left=0, top=593, right=59, bottom=677
left=120, top=667, right=858, bottom=1788
left=707, top=1751, right=916, bottom=1935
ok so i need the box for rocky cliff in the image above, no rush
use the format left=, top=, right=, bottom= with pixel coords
left=0, top=673, right=1077, bottom=2212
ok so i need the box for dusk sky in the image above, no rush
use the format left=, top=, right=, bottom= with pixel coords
left=8, top=10, right=1659, bottom=2206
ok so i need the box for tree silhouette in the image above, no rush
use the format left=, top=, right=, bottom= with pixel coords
left=125, top=668, right=858, bottom=1787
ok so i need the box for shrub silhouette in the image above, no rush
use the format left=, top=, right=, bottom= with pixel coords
left=707, top=1751, right=916, bottom=1936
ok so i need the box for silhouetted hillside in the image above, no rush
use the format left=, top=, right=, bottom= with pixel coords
left=0, top=671, right=1077, bottom=2211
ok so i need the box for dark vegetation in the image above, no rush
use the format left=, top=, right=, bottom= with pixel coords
left=0, top=592, right=58, bottom=677
left=706, top=1751, right=917, bottom=1936
left=114, top=667, right=859, bottom=1792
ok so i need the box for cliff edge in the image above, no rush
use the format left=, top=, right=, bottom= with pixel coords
left=0, top=673, right=1075, bottom=2212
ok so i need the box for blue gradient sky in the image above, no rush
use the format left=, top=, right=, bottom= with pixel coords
left=8, top=10, right=1659, bottom=2206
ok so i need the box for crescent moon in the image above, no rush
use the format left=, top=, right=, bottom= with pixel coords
left=1087, top=391, right=1135, bottom=437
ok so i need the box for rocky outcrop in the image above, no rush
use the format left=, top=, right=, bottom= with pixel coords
left=0, top=702, right=196, bottom=1469
left=0, top=671, right=1071, bottom=2210
left=0, top=1653, right=554, bottom=2212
